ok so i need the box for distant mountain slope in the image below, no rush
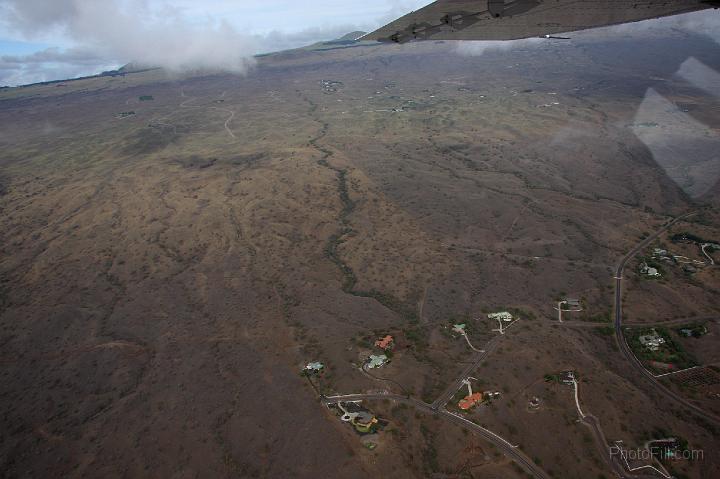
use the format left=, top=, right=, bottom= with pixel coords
left=257, top=31, right=370, bottom=57
left=334, top=31, right=367, bottom=42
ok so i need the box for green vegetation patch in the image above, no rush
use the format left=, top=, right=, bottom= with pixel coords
left=139, top=95, right=154, bottom=101
left=675, top=323, right=708, bottom=338
left=627, top=327, right=697, bottom=370
left=595, top=326, right=615, bottom=336
left=671, top=232, right=718, bottom=244
left=582, top=310, right=612, bottom=323
left=637, top=255, right=665, bottom=278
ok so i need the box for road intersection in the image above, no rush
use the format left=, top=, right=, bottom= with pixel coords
left=613, top=212, right=720, bottom=427
left=318, top=211, right=717, bottom=479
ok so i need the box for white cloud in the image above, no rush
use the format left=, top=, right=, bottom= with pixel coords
left=0, top=0, right=432, bottom=85
left=2, top=1, right=716, bottom=86
left=0, top=0, right=260, bottom=85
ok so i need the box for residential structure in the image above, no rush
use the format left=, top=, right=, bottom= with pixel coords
left=459, top=392, right=484, bottom=410
left=374, top=335, right=394, bottom=351
left=488, top=312, right=514, bottom=322
left=680, top=326, right=707, bottom=337
left=640, top=262, right=661, bottom=277
left=351, top=411, right=378, bottom=434
left=638, top=329, right=665, bottom=351
left=304, top=362, right=324, bottom=374
left=452, top=324, right=467, bottom=334
left=367, top=354, right=388, bottom=369
left=559, top=371, right=576, bottom=385
left=563, top=298, right=582, bottom=309
left=337, top=402, right=379, bottom=434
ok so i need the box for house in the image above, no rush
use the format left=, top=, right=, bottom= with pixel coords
left=560, top=371, right=576, bottom=385
left=452, top=324, right=467, bottom=334
left=304, top=362, right=324, bottom=374
left=351, top=411, right=378, bottom=434
left=374, top=335, right=394, bottom=351
left=459, top=392, right=484, bottom=410
left=337, top=402, right=379, bottom=434
left=488, top=312, right=514, bottom=322
left=638, top=329, right=665, bottom=351
left=640, top=262, right=661, bottom=277
left=679, top=326, right=707, bottom=338
left=653, top=248, right=669, bottom=257
left=367, top=354, right=388, bottom=369
left=563, top=299, right=581, bottom=309
left=529, top=397, right=542, bottom=409
left=649, top=438, right=680, bottom=459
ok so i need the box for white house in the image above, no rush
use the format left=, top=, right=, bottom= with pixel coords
left=488, top=312, right=514, bottom=322
left=638, top=329, right=665, bottom=351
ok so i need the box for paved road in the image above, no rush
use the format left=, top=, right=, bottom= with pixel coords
left=571, top=378, right=638, bottom=478
left=322, top=393, right=550, bottom=479
left=430, top=335, right=502, bottom=410
left=560, top=315, right=719, bottom=329
left=625, top=316, right=719, bottom=328
left=320, top=328, right=552, bottom=479
left=580, top=414, right=633, bottom=478
left=614, top=212, right=720, bottom=427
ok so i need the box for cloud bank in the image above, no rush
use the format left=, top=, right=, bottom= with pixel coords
left=0, top=0, right=431, bottom=86
left=0, top=0, right=260, bottom=85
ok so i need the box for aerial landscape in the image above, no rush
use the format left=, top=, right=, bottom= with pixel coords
left=1, top=1, right=720, bottom=478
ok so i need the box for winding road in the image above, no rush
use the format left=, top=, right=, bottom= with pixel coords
left=614, top=212, right=720, bottom=427
left=322, top=392, right=550, bottom=479
left=316, top=212, right=717, bottom=479
left=318, top=329, right=552, bottom=477
left=572, top=379, right=639, bottom=478
left=431, top=335, right=502, bottom=410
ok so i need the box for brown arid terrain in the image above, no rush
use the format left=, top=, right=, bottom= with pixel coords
left=1, top=24, right=719, bottom=479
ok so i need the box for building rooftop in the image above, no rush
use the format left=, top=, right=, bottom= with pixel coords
left=639, top=329, right=665, bottom=351
left=640, top=262, right=661, bottom=277
left=459, top=392, right=484, bottom=410
left=367, top=354, right=388, bottom=369
left=559, top=371, right=575, bottom=384
left=375, top=335, right=394, bottom=350
left=304, top=361, right=324, bottom=372
left=488, top=312, right=514, bottom=322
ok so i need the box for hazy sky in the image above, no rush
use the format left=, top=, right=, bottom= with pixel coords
left=1, top=1, right=719, bottom=87
left=0, top=0, right=431, bottom=86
